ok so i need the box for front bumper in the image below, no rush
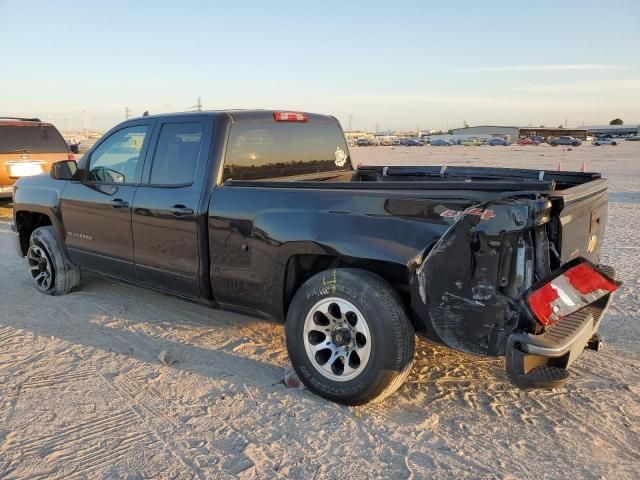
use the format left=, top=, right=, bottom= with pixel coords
left=506, top=266, right=615, bottom=389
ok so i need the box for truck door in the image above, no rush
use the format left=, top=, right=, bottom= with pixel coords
left=131, top=117, right=213, bottom=297
left=60, top=121, right=152, bottom=278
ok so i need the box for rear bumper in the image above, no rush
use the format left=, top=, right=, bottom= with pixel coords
left=506, top=266, right=615, bottom=389
left=0, top=185, right=13, bottom=198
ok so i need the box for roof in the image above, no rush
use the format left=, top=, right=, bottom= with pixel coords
left=519, top=127, right=587, bottom=131
left=0, top=116, right=49, bottom=126
left=452, top=125, right=520, bottom=129
left=583, top=124, right=640, bottom=130
left=128, top=109, right=338, bottom=125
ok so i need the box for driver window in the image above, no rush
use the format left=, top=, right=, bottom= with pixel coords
left=88, top=125, right=148, bottom=183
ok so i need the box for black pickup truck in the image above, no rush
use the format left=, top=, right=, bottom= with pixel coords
left=11, top=110, right=619, bottom=405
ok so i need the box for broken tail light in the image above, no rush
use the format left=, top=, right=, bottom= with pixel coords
left=273, top=111, right=308, bottom=122
left=526, top=259, right=620, bottom=326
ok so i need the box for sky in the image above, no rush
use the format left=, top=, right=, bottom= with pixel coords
left=1, top=0, right=639, bottom=132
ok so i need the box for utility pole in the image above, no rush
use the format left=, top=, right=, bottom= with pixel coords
left=348, top=114, right=353, bottom=131
left=82, top=110, right=89, bottom=136
left=125, top=106, right=131, bottom=119
left=196, top=97, right=202, bottom=111
left=375, top=122, right=379, bottom=133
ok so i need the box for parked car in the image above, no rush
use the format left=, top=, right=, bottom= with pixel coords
left=625, top=135, right=640, bottom=141
left=488, top=138, right=511, bottom=146
left=592, top=138, right=618, bottom=146
left=12, top=110, right=619, bottom=405
left=430, top=139, right=452, bottom=146
left=403, top=139, right=422, bottom=147
left=462, top=139, right=482, bottom=146
left=0, top=117, right=73, bottom=198
left=549, top=136, right=582, bottom=147
left=517, top=137, right=539, bottom=146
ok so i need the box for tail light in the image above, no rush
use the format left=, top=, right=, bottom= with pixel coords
left=526, top=260, right=620, bottom=326
left=273, top=111, right=308, bottom=122
left=67, top=152, right=75, bottom=160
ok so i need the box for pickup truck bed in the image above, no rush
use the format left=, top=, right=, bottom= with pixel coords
left=11, top=110, right=619, bottom=404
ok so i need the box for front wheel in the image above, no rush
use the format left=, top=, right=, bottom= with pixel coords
left=550, top=142, right=558, bottom=146
left=285, top=268, right=415, bottom=405
left=572, top=142, right=580, bottom=147
left=27, top=226, right=80, bottom=295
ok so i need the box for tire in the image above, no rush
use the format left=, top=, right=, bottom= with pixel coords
left=285, top=268, right=415, bottom=405
left=612, top=142, right=617, bottom=146
left=594, top=143, right=600, bottom=146
left=27, top=226, right=80, bottom=295
left=572, top=142, right=579, bottom=147
left=550, top=142, right=557, bottom=146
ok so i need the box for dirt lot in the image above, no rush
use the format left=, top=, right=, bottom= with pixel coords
left=1, top=142, right=639, bottom=479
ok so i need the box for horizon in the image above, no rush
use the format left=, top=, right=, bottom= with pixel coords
left=1, top=0, right=639, bottom=132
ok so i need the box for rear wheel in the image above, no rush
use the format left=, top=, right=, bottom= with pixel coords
left=28, top=226, right=80, bottom=295
left=286, top=268, right=415, bottom=405
left=551, top=142, right=558, bottom=146
left=572, top=142, right=579, bottom=147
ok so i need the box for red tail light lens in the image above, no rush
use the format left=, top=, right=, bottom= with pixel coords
left=273, top=111, right=308, bottom=122
left=526, top=260, right=620, bottom=326
left=68, top=152, right=75, bottom=160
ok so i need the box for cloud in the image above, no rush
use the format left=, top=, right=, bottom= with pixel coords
left=458, top=64, right=626, bottom=73
left=510, top=79, right=640, bottom=93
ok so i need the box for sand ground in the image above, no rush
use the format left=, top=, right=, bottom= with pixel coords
left=0, top=142, right=639, bottom=479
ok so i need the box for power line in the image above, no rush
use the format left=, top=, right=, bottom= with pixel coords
left=189, top=97, right=203, bottom=112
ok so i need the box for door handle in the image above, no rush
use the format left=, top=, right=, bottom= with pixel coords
left=111, top=198, right=129, bottom=209
left=170, top=205, right=195, bottom=217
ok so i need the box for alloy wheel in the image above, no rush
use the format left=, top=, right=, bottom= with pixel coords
left=303, top=297, right=372, bottom=381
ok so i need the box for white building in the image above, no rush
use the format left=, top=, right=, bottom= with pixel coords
left=450, top=125, right=520, bottom=143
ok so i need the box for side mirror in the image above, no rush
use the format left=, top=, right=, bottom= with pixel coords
left=50, top=160, right=78, bottom=180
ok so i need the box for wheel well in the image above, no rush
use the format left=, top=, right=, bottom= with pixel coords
left=283, top=254, right=411, bottom=321
left=15, top=211, right=52, bottom=255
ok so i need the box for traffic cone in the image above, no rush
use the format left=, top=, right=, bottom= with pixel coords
left=557, top=161, right=562, bottom=171
left=580, top=162, right=586, bottom=172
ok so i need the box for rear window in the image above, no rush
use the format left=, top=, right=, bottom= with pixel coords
left=0, top=124, right=68, bottom=154
left=223, top=123, right=351, bottom=181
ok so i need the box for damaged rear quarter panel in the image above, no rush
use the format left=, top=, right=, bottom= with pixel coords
left=415, top=196, right=550, bottom=356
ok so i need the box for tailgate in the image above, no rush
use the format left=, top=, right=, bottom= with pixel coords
left=547, top=178, right=608, bottom=265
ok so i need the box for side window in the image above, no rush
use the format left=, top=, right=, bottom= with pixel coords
left=149, top=122, right=203, bottom=185
left=88, top=125, right=148, bottom=183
